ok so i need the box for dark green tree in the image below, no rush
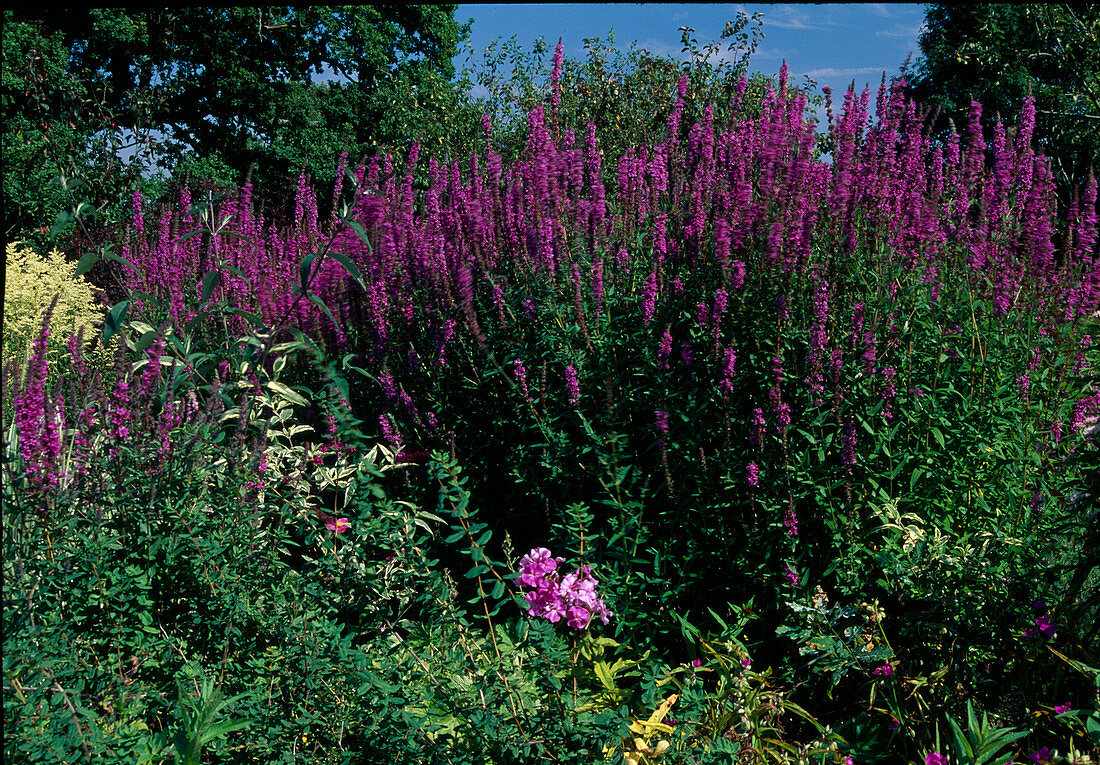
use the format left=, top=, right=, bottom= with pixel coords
left=910, top=3, right=1100, bottom=201
left=2, top=6, right=479, bottom=240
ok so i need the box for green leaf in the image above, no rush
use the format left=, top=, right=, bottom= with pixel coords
left=306, top=292, right=338, bottom=328
left=49, top=210, right=73, bottom=240
left=100, top=251, right=146, bottom=278
left=299, top=252, right=321, bottom=292
left=200, top=270, right=221, bottom=305
left=103, top=300, right=131, bottom=344
left=593, top=660, right=616, bottom=691
left=909, top=468, right=923, bottom=494
left=930, top=426, right=946, bottom=449
left=345, top=219, right=374, bottom=253
left=327, top=251, right=368, bottom=292
left=73, top=250, right=101, bottom=277
left=265, top=381, right=310, bottom=407
left=199, top=717, right=254, bottom=746
left=133, top=328, right=158, bottom=354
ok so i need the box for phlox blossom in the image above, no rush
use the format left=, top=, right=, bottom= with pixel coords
left=516, top=548, right=610, bottom=630
left=517, top=547, right=564, bottom=588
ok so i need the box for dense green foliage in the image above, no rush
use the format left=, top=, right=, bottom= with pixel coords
left=2, top=6, right=479, bottom=241
left=911, top=3, right=1100, bottom=200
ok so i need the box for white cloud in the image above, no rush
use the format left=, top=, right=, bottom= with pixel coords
left=875, top=24, right=923, bottom=39
left=637, top=39, right=681, bottom=58
left=801, top=66, right=887, bottom=80
left=762, top=5, right=830, bottom=30
left=753, top=46, right=802, bottom=61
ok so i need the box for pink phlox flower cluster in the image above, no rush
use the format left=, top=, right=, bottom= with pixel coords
left=872, top=661, right=893, bottom=677
left=516, top=548, right=611, bottom=630
left=925, top=753, right=947, bottom=765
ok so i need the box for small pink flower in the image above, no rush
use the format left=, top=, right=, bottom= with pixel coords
left=872, top=662, right=894, bottom=677
left=926, top=753, right=947, bottom=765
left=325, top=516, right=350, bottom=534
left=691, top=659, right=701, bottom=668
left=1054, top=702, right=1071, bottom=714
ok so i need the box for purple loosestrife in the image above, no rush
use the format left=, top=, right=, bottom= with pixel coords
left=590, top=257, right=604, bottom=320
left=655, top=409, right=670, bottom=439
left=330, top=150, right=349, bottom=226
left=658, top=328, right=672, bottom=370
left=881, top=367, right=897, bottom=421
left=14, top=300, right=59, bottom=494
left=379, top=414, right=403, bottom=448
left=719, top=347, right=737, bottom=394
left=711, top=288, right=728, bottom=341
left=653, top=213, right=668, bottom=263
left=666, top=76, right=687, bottom=148
left=769, top=355, right=784, bottom=421
left=513, top=359, right=531, bottom=403
left=108, top=338, right=133, bottom=449
left=642, top=270, right=659, bottom=324
left=750, top=407, right=766, bottom=450
left=1070, top=390, right=1099, bottom=432
left=565, top=364, right=580, bottom=405
left=586, top=123, right=606, bottom=242
left=549, top=39, right=564, bottom=113
left=679, top=342, right=693, bottom=368
left=842, top=418, right=857, bottom=473
left=746, top=462, right=760, bottom=487
left=784, top=564, right=799, bottom=587
left=784, top=503, right=798, bottom=537
left=457, top=262, right=486, bottom=349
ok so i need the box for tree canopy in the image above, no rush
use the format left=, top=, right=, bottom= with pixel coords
left=910, top=3, right=1100, bottom=201
left=2, top=6, right=477, bottom=239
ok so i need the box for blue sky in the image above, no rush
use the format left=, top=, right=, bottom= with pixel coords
left=454, top=3, right=927, bottom=99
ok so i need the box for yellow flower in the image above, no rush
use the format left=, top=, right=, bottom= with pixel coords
left=3, top=241, right=105, bottom=375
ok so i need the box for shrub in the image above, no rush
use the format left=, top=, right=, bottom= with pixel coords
left=5, top=57, right=1099, bottom=762
left=3, top=241, right=104, bottom=375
